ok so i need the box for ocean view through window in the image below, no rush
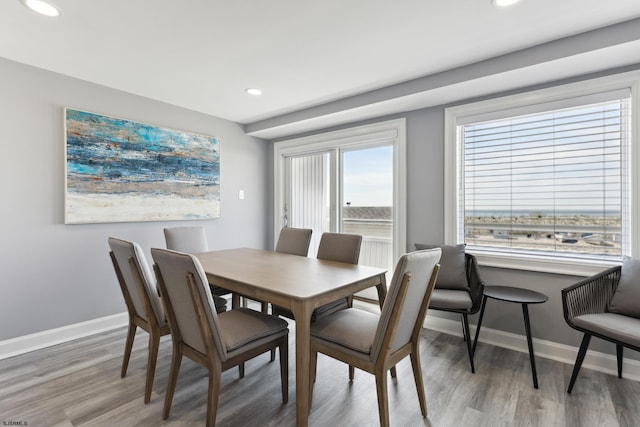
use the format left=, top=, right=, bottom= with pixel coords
left=445, top=74, right=638, bottom=272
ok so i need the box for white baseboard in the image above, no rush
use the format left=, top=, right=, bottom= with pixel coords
left=423, top=314, right=640, bottom=382
left=0, top=312, right=128, bottom=361
left=2, top=311, right=638, bottom=382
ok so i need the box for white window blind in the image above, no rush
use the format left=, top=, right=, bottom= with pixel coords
left=459, top=94, right=631, bottom=261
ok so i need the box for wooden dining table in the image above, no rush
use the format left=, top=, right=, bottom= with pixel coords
left=195, top=247, right=388, bottom=427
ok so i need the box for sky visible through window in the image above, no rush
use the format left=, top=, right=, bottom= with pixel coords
left=342, top=145, right=393, bottom=207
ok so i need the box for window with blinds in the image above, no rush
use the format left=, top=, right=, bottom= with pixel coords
left=458, top=95, right=631, bottom=261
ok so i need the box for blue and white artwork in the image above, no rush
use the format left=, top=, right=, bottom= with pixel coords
left=64, top=108, right=220, bottom=224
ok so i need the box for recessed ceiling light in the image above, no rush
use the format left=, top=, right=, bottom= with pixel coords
left=493, top=0, right=521, bottom=7
left=245, top=88, right=262, bottom=96
left=23, top=0, right=60, bottom=16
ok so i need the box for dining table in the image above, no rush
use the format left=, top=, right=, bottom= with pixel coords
left=195, top=247, right=388, bottom=427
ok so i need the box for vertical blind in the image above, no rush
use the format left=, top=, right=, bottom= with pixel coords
left=287, top=153, right=329, bottom=256
left=459, top=93, right=631, bottom=260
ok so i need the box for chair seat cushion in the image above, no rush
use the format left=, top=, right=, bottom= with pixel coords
left=311, top=309, right=379, bottom=354
left=608, top=257, right=640, bottom=319
left=429, top=289, right=473, bottom=311
left=573, top=312, right=640, bottom=348
left=218, top=308, right=288, bottom=352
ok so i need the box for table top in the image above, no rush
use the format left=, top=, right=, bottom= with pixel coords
left=484, top=285, right=548, bottom=304
left=195, top=247, right=387, bottom=306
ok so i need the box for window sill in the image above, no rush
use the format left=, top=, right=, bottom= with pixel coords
left=469, top=250, right=620, bottom=277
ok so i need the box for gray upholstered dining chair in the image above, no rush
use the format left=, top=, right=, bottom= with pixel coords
left=164, top=226, right=229, bottom=312
left=415, top=243, right=484, bottom=373
left=275, top=227, right=313, bottom=256
left=151, top=248, right=289, bottom=427
left=272, top=232, right=362, bottom=321
left=265, top=227, right=313, bottom=361
left=262, top=227, right=313, bottom=314
left=108, top=237, right=170, bottom=404
left=309, top=248, right=441, bottom=427
left=562, top=258, right=640, bottom=393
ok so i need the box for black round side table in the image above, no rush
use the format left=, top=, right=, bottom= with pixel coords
left=472, top=285, right=549, bottom=389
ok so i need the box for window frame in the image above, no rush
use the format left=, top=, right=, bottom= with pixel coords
left=444, top=71, right=640, bottom=276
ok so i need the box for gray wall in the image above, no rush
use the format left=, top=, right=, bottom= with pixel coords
left=268, top=64, right=640, bottom=360
left=0, top=58, right=268, bottom=341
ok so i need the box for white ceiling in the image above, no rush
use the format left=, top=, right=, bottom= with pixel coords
left=2, top=0, right=640, bottom=138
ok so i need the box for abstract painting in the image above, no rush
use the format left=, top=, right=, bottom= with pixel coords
left=64, top=108, right=220, bottom=224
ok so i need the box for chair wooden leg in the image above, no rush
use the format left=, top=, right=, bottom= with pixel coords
left=231, top=294, right=241, bottom=309
left=144, top=330, right=161, bottom=404
left=616, top=344, right=623, bottom=378
left=206, top=368, right=222, bottom=427
left=390, top=366, right=397, bottom=379
left=410, top=343, right=428, bottom=417
left=261, top=301, right=269, bottom=314
left=462, top=314, right=475, bottom=373
left=238, top=363, right=245, bottom=378
left=121, top=321, right=137, bottom=378
left=279, top=336, right=289, bottom=404
left=375, top=369, right=390, bottom=427
left=349, top=365, right=355, bottom=381
left=567, top=334, right=591, bottom=394
left=163, top=346, right=183, bottom=420
left=270, top=309, right=278, bottom=362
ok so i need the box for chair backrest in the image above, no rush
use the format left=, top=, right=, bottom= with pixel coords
left=316, top=232, right=362, bottom=264
left=275, top=227, right=312, bottom=256
left=414, top=243, right=468, bottom=290
left=370, top=248, right=441, bottom=361
left=151, top=248, right=226, bottom=360
left=164, top=226, right=209, bottom=253
left=108, top=237, right=165, bottom=326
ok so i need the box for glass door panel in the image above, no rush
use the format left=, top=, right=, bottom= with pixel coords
left=342, top=145, right=394, bottom=301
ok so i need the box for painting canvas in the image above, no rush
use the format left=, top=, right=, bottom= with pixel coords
left=64, top=108, right=220, bottom=224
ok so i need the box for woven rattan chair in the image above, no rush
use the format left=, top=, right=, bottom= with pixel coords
left=562, top=264, right=640, bottom=393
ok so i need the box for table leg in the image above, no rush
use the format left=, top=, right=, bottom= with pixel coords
left=522, top=303, right=539, bottom=389
left=471, top=295, right=488, bottom=356
left=374, top=274, right=388, bottom=306
left=291, top=301, right=314, bottom=427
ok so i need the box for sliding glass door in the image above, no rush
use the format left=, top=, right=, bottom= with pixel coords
left=274, top=119, right=406, bottom=301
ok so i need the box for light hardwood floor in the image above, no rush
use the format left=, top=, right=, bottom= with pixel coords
left=1, top=321, right=638, bottom=427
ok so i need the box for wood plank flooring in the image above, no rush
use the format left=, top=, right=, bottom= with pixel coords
left=1, top=320, right=638, bottom=426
